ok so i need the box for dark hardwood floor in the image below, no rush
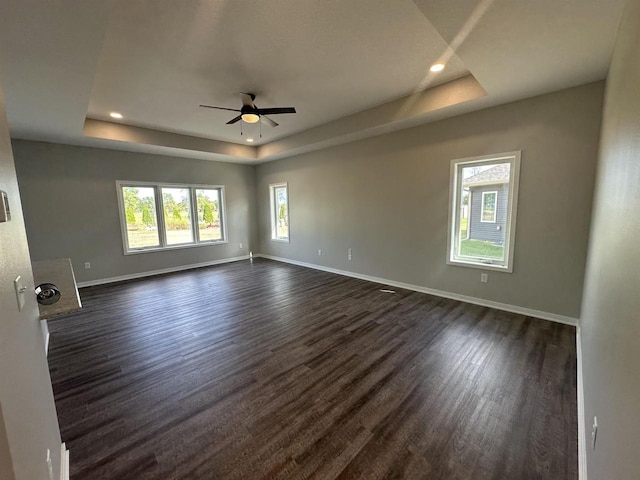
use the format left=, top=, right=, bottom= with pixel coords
left=47, top=258, right=578, bottom=480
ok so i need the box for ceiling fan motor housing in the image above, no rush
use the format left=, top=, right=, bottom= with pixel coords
left=241, top=105, right=258, bottom=115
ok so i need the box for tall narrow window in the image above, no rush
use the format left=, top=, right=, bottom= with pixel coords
left=270, top=183, right=289, bottom=242
left=121, top=186, right=160, bottom=250
left=448, top=152, right=521, bottom=271
left=161, top=187, right=194, bottom=245
left=117, top=181, right=227, bottom=254
left=195, top=188, right=223, bottom=242
left=481, top=191, right=497, bottom=223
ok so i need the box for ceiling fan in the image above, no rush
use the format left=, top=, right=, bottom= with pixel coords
left=199, top=93, right=296, bottom=127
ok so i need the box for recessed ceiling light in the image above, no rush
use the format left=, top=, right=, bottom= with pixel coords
left=429, top=63, right=445, bottom=73
left=246, top=138, right=254, bottom=143
left=110, top=112, right=123, bottom=119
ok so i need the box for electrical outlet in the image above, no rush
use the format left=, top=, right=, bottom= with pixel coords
left=480, top=273, right=488, bottom=283
left=592, top=416, right=598, bottom=450
left=317, top=249, right=322, bottom=256
left=348, top=248, right=352, bottom=261
left=239, top=243, right=243, bottom=249
left=84, top=262, right=91, bottom=269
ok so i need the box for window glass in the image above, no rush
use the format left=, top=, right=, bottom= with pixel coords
left=275, top=186, right=288, bottom=240
left=161, top=187, right=194, bottom=245
left=196, top=189, right=223, bottom=242
left=118, top=183, right=227, bottom=253
left=270, top=184, right=289, bottom=241
left=122, top=186, right=160, bottom=249
left=449, top=155, right=519, bottom=270
left=481, top=191, right=497, bottom=223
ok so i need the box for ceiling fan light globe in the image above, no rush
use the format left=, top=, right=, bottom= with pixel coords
left=241, top=113, right=260, bottom=124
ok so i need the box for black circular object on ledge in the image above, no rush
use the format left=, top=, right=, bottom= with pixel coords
left=35, top=283, right=62, bottom=305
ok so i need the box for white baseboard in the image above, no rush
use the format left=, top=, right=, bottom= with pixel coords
left=576, top=326, right=587, bottom=479
left=76, top=255, right=250, bottom=288
left=60, top=443, right=69, bottom=480
left=255, top=254, right=578, bottom=326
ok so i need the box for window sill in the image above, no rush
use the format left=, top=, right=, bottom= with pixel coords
left=447, top=258, right=513, bottom=273
left=124, top=240, right=228, bottom=255
left=271, top=238, right=290, bottom=243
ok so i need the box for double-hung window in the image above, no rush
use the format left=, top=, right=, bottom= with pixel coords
left=117, top=181, right=226, bottom=254
left=447, top=152, right=521, bottom=272
left=270, top=183, right=289, bottom=242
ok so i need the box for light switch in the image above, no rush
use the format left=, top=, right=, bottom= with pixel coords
left=14, top=275, right=27, bottom=311
left=0, top=190, right=10, bottom=222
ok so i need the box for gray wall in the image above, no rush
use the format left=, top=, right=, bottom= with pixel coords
left=12, top=141, right=258, bottom=284
left=581, top=0, right=640, bottom=478
left=0, top=81, right=62, bottom=478
left=468, top=184, right=508, bottom=244
left=256, top=82, right=604, bottom=319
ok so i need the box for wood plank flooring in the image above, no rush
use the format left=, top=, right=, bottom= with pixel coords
left=47, top=258, right=578, bottom=480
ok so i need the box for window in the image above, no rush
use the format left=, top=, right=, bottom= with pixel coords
left=270, top=183, right=289, bottom=242
left=481, top=191, right=497, bottom=223
left=447, top=152, right=521, bottom=272
left=195, top=189, right=223, bottom=242
left=121, top=186, right=160, bottom=249
left=117, top=181, right=226, bottom=254
left=162, top=187, right=194, bottom=245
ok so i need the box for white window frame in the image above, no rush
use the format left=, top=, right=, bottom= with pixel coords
left=464, top=189, right=472, bottom=240
left=269, top=182, right=290, bottom=243
left=480, top=191, right=498, bottom=223
left=116, top=180, right=228, bottom=255
left=447, top=151, right=521, bottom=272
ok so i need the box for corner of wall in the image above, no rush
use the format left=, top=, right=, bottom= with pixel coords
left=576, top=324, right=587, bottom=480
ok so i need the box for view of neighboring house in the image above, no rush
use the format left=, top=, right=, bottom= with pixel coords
left=462, top=163, right=511, bottom=245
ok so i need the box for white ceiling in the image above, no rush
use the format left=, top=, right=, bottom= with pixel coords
left=0, top=0, right=626, bottom=163
left=89, top=0, right=467, bottom=145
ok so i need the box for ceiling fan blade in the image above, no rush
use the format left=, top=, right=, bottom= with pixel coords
left=199, top=104, right=241, bottom=112
left=226, top=115, right=242, bottom=124
left=240, top=93, right=255, bottom=108
left=261, top=115, right=279, bottom=127
left=256, top=107, right=296, bottom=115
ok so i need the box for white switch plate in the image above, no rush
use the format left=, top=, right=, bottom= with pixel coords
left=84, top=262, right=91, bottom=269
left=46, top=449, right=54, bottom=480
left=239, top=243, right=243, bottom=249
left=317, top=249, right=322, bottom=256
left=480, top=273, right=488, bottom=283
left=14, top=275, right=26, bottom=311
